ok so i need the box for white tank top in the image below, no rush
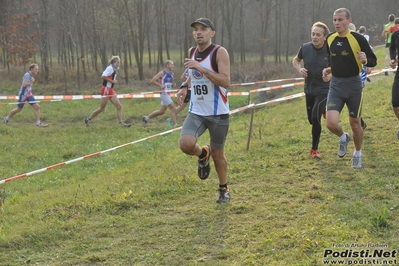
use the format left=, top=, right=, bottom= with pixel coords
left=188, top=45, right=229, bottom=116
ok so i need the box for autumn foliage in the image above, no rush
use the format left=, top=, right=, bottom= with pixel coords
left=0, top=10, right=42, bottom=67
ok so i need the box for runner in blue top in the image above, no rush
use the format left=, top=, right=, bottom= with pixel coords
left=173, top=68, right=190, bottom=116
left=142, top=60, right=178, bottom=127
left=4, top=63, right=48, bottom=127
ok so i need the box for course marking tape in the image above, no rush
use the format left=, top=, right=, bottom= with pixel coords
left=0, top=77, right=305, bottom=100
left=0, top=127, right=182, bottom=184
left=250, top=82, right=304, bottom=93
left=0, top=68, right=392, bottom=101
left=253, top=92, right=305, bottom=108
left=229, top=92, right=305, bottom=114
left=0, top=68, right=393, bottom=183
left=0, top=92, right=252, bottom=103
left=230, top=77, right=304, bottom=87
left=1, top=91, right=305, bottom=184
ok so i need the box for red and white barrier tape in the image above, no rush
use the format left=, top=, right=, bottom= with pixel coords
left=250, top=82, right=304, bottom=93
left=0, top=93, right=167, bottom=101
left=1, top=68, right=391, bottom=102
left=230, top=77, right=304, bottom=87
left=0, top=77, right=306, bottom=101
left=2, top=67, right=393, bottom=183
left=0, top=127, right=182, bottom=184
left=229, top=92, right=305, bottom=114
left=0, top=91, right=252, bottom=102
left=0, top=91, right=305, bottom=184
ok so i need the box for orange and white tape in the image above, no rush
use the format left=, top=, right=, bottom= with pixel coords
left=0, top=91, right=305, bottom=184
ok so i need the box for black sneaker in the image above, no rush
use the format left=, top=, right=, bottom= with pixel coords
left=197, top=145, right=210, bottom=180
left=84, top=117, right=91, bottom=126
left=361, top=117, right=367, bottom=130
left=216, top=188, right=230, bottom=203
left=120, top=121, right=131, bottom=127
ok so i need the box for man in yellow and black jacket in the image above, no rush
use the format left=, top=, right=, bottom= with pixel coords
left=322, top=8, right=377, bottom=169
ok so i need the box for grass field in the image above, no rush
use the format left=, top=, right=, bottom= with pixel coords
left=0, top=47, right=398, bottom=265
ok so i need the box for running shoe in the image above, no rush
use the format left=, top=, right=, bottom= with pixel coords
left=3, top=116, right=8, bottom=125
left=37, top=122, right=48, bottom=127
left=198, top=145, right=211, bottom=180
left=361, top=118, right=367, bottom=130
left=338, top=132, right=350, bottom=158
left=84, top=117, right=91, bottom=126
left=352, top=155, right=362, bottom=169
left=310, top=149, right=321, bottom=159
left=166, top=117, right=172, bottom=128
left=216, top=188, right=230, bottom=203
left=142, top=116, right=148, bottom=127
left=120, top=121, right=131, bottom=127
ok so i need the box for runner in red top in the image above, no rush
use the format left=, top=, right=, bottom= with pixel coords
left=84, top=56, right=130, bottom=127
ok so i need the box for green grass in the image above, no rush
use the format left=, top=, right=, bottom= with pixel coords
left=0, top=48, right=398, bottom=265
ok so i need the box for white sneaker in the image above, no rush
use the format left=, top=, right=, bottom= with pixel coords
left=352, top=155, right=362, bottom=168
left=3, top=116, right=8, bottom=125
left=37, top=122, right=48, bottom=127
left=338, top=132, right=350, bottom=158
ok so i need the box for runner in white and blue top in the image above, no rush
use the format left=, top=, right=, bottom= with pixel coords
left=3, top=63, right=48, bottom=127
left=361, top=66, right=367, bottom=86
left=176, top=18, right=231, bottom=203
left=142, top=60, right=179, bottom=127
left=187, top=44, right=229, bottom=116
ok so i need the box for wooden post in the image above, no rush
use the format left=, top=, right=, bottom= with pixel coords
left=246, top=108, right=255, bottom=151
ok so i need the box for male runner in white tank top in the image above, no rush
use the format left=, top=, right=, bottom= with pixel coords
left=177, top=18, right=231, bottom=203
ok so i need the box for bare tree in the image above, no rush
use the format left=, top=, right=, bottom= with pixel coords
left=123, top=0, right=147, bottom=80
left=220, top=0, right=240, bottom=64
left=37, top=0, right=51, bottom=84
left=162, top=0, right=171, bottom=61
left=2, top=0, right=398, bottom=87
left=256, top=0, right=274, bottom=66
left=178, top=1, right=196, bottom=65
left=239, top=1, right=246, bottom=63
left=156, top=0, right=164, bottom=69
left=87, top=0, right=99, bottom=72
left=284, top=0, right=295, bottom=63
left=0, top=0, right=11, bottom=68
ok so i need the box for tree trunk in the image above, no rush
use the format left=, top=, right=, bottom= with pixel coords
left=156, top=0, right=164, bottom=69
left=39, top=0, right=50, bottom=84
left=239, top=1, right=246, bottom=63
